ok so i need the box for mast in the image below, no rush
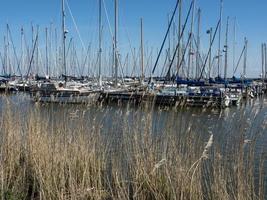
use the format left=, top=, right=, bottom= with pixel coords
left=265, top=43, right=267, bottom=79
left=140, top=18, right=144, bottom=83
left=45, top=27, right=49, bottom=76
left=132, top=47, right=136, bottom=76
left=4, top=36, right=7, bottom=75
left=261, top=43, right=265, bottom=82
left=224, top=17, right=229, bottom=82
left=208, top=28, right=213, bottom=78
left=167, top=14, right=171, bottom=79
left=21, top=27, right=24, bottom=76
left=243, top=37, right=248, bottom=78
left=177, top=0, right=182, bottom=76
left=36, top=25, right=39, bottom=75
left=217, top=0, right=223, bottom=77
left=98, top=0, right=102, bottom=86
left=151, top=0, right=179, bottom=77
left=233, top=17, right=236, bottom=76
left=31, top=23, right=34, bottom=75
left=6, top=24, right=10, bottom=75
left=196, top=8, right=201, bottom=79
left=187, top=0, right=195, bottom=78
left=49, top=23, right=53, bottom=77
left=62, top=0, right=67, bottom=83
left=114, top=0, right=118, bottom=87
left=54, top=27, right=57, bottom=76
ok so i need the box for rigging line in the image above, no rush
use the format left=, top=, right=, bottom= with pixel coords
left=102, top=0, right=115, bottom=45
left=17, top=28, right=23, bottom=72
left=80, top=42, right=91, bottom=73
left=151, top=0, right=180, bottom=76
left=26, top=34, right=38, bottom=78
left=0, top=52, right=5, bottom=73
left=233, top=45, right=245, bottom=76
left=118, top=54, right=125, bottom=85
left=89, top=50, right=99, bottom=77
left=92, top=54, right=100, bottom=78
left=65, top=0, right=92, bottom=75
left=66, top=38, right=73, bottom=58
left=124, top=31, right=136, bottom=76
left=2, top=42, right=7, bottom=75
left=165, top=0, right=194, bottom=78
left=86, top=0, right=98, bottom=46
left=103, top=0, right=124, bottom=80
left=208, top=56, right=216, bottom=78
left=81, top=44, right=92, bottom=75
left=145, top=48, right=153, bottom=75
left=36, top=42, right=46, bottom=76
left=192, top=34, right=205, bottom=68
left=198, top=19, right=220, bottom=80
left=65, top=38, right=77, bottom=75
left=73, top=48, right=82, bottom=76
left=103, top=0, right=123, bottom=77
left=65, top=0, right=86, bottom=52
left=130, top=48, right=138, bottom=77
left=176, top=33, right=191, bottom=78
left=7, top=25, right=22, bottom=77
left=122, top=53, right=128, bottom=75
left=160, top=50, right=169, bottom=78
left=210, top=57, right=216, bottom=77
left=120, top=3, right=136, bottom=76
left=22, top=31, right=31, bottom=73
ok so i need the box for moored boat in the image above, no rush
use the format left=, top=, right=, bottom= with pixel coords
left=30, top=82, right=101, bottom=104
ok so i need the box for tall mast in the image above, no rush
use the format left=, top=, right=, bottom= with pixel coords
left=31, top=23, right=34, bottom=75
left=6, top=24, right=10, bottom=75
left=177, top=0, right=182, bottom=76
left=265, top=44, right=267, bottom=79
left=55, top=27, right=58, bottom=76
left=49, top=23, right=53, bottom=76
left=243, top=37, right=248, bottom=78
left=45, top=27, right=49, bottom=76
left=233, top=17, right=236, bottom=76
left=62, top=0, right=67, bottom=82
left=167, top=14, right=171, bottom=79
left=187, top=0, right=195, bottom=78
left=208, top=28, right=213, bottom=78
left=36, top=25, right=39, bottom=75
left=261, top=43, right=265, bottom=82
left=224, top=17, right=229, bottom=82
left=217, top=0, right=223, bottom=77
left=140, top=18, right=144, bottom=83
left=21, top=27, right=24, bottom=76
left=114, top=0, right=118, bottom=87
left=98, top=0, right=102, bottom=86
left=196, top=8, right=201, bottom=79
left=4, top=36, right=7, bottom=75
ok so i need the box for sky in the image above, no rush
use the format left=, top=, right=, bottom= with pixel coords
left=0, top=0, right=266, bottom=77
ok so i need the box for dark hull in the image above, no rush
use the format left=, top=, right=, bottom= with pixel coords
left=100, top=91, right=228, bottom=108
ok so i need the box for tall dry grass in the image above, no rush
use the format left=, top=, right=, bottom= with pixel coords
left=0, top=97, right=266, bottom=200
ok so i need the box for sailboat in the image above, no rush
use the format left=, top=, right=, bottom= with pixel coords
left=31, top=0, right=101, bottom=104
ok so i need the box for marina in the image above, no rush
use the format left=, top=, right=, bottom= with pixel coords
left=0, top=0, right=267, bottom=199
left=0, top=75, right=265, bottom=108
left=0, top=0, right=266, bottom=109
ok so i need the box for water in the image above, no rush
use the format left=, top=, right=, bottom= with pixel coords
left=1, top=93, right=267, bottom=197
left=1, top=93, right=267, bottom=148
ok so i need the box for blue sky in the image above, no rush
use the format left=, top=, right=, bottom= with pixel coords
left=0, top=0, right=266, bottom=77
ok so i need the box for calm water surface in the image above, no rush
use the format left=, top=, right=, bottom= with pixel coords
left=1, top=93, right=267, bottom=196
left=1, top=93, right=267, bottom=145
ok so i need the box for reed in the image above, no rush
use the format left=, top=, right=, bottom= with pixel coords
left=0, top=97, right=266, bottom=200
